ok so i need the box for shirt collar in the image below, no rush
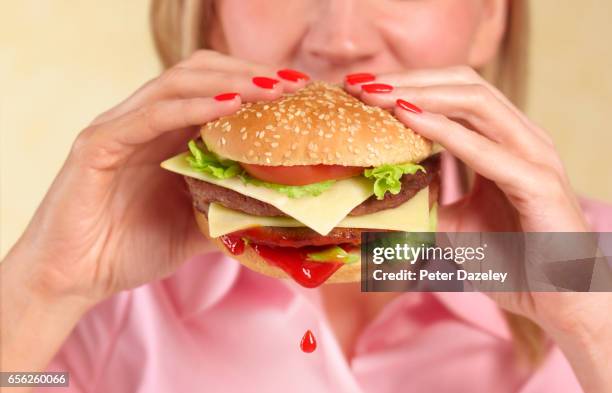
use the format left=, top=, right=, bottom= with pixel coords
left=431, top=291, right=512, bottom=340
left=160, top=251, right=241, bottom=319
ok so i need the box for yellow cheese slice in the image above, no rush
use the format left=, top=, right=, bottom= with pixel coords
left=161, top=152, right=375, bottom=235
left=207, top=187, right=430, bottom=237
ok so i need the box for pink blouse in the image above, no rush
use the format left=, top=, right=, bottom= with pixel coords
left=39, top=154, right=612, bottom=392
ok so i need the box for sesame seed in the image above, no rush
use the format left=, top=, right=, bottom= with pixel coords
left=271, top=142, right=279, bottom=148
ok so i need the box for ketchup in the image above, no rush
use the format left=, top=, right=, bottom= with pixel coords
left=220, top=235, right=246, bottom=255
left=252, top=244, right=342, bottom=288
left=300, top=330, right=317, bottom=353
left=219, top=233, right=346, bottom=288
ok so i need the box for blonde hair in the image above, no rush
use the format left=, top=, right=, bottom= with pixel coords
left=150, top=0, right=546, bottom=365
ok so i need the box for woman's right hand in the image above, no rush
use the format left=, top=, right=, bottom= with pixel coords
left=3, top=50, right=308, bottom=307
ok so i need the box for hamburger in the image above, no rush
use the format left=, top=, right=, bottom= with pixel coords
left=161, top=82, right=439, bottom=287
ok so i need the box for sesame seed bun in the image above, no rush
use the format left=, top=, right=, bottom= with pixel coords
left=194, top=208, right=360, bottom=283
left=201, top=82, right=432, bottom=167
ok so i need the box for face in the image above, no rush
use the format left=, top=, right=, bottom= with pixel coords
left=209, top=0, right=507, bottom=82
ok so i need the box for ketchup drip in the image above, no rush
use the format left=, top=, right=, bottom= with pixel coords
left=251, top=244, right=342, bottom=288
left=220, top=235, right=246, bottom=255
left=300, top=330, right=317, bottom=353
left=219, top=233, right=346, bottom=288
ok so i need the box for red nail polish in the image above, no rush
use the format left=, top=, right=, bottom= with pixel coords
left=362, top=83, right=393, bottom=93
left=277, top=69, right=310, bottom=82
left=345, top=72, right=375, bottom=85
left=252, top=76, right=280, bottom=89
left=396, top=99, right=422, bottom=114
left=214, top=92, right=239, bottom=101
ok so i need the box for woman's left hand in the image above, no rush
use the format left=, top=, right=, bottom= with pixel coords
left=347, top=67, right=612, bottom=390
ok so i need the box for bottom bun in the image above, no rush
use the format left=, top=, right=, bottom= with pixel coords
left=194, top=209, right=361, bottom=284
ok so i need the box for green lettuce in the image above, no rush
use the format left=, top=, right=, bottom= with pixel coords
left=238, top=174, right=334, bottom=198
left=307, top=246, right=359, bottom=264
left=186, top=140, right=335, bottom=198
left=364, top=162, right=425, bottom=200
left=186, top=140, right=241, bottom=179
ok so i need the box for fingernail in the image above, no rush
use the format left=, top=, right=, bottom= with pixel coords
left=277, top=69, right=310, bottom=82
left=362, top=83, right=393, bottom=94
left=396, top=99, right=422, bottom=114
left=252, top=76, right=280, bottom=89
left=214, top=92, right=240, bottom=101
left=345, top=72, right=375, bottom=85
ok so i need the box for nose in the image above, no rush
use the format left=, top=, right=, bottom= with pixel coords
left=300, top=0, right=381, bottom=69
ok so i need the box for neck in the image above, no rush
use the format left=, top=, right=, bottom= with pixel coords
left=319, top=282, right=402, bottom=360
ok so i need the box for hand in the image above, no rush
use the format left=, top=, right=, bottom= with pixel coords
left=347, top=67, right=612, bottom=391
left=5, top=50, right=308, bottom=305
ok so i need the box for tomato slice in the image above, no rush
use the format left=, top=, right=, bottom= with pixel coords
left=241, top=163, right=364, bottom=186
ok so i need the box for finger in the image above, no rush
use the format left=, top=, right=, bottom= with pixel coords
left=74, top=96, right=241, bottom=169
left=92, top=70, right=284, bottom=126
left=376, top=66, right=555, bottom=146
left=342, top=72, right=377, bottom=96
left=393, top=101, right=537, bottom=192
left=275, top=68, right=311, bottom=93
left=180, top=49, right=272, bottom=75
left=360, top=83, right=547, bottom=158
left=180, top=50, right=311, bottom=93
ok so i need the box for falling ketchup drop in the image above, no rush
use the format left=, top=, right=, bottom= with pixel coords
left=300, top=330, right=317, bottom=353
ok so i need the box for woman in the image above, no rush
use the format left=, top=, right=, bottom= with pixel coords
left=2, top=0, right=611, bottom=392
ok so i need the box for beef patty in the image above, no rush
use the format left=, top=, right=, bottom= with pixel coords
left=186, top=154, right=440, bottom=218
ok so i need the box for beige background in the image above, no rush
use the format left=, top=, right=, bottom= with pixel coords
left=1, top=1, right=611, bottom=255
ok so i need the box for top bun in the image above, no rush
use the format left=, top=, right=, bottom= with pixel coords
left=201, top=82, right=432, bottom=167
